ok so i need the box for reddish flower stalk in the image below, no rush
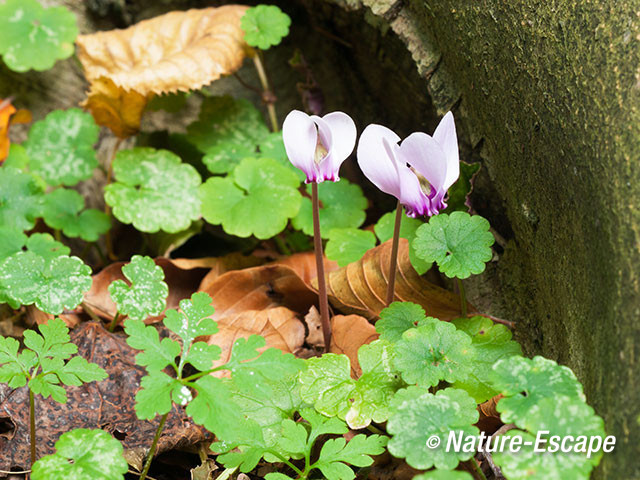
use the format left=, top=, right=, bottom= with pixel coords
left=386, top=200, right=403, bottom=306
left=312, top=183, right=331, bottom=350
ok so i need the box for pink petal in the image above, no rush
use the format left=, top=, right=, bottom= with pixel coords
left=357, top=124, right=402, bottom=198
left=283, top=110, right=319, bottom=183
left=395, top=158, right=433, bottom=217
left=321, top=111, right=357, bottom=177
left=433, top=111, right=460, bottom=190
left=400, top=131, right=448, bottom=194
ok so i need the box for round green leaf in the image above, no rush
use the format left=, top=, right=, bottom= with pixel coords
left=4, top=144, right=29, bottom=170
left=203, top=142, right=255, bottom=174
left=325, top=228, right=376, bottom=266
left=241, top=5, right=291, bottom=50
left=387, top=387, right=479, bottom=470
left=299, top=354, right=355, bottom=419
left=375, top=210, right=430, bottom=274
left=258, top=131, right=305, bottom=181
left=199, top=157, right=301, bottom=239
left=41, top=188, right=110, bottom=241
left=491, top=355, right=585, bottom=427
left=186, top=96, right=270, bottom=153
left=414, top=212, right=494, bottom=279
left=25, top=109, right=99, bottom=187
left=108, top=255, right=169, bottom=321
left=0, top=167, right=43, bottom=230
left=0, top=0, right=77, bottom=72
left=0, top=227, right=26, bottom=262
left=25, top=233, right=70, bottom=261
left=104, top=147, right=202, bottom=233
left=31, top=428, right=127, bottom=480
left=394, top=320, right=474, bottom=387
left=292, top=179, right=368, bottom=238
left=451, top=316, right=522, bottom=403
left=376, top=302, right=433, bottom=343
left=0, top=251, right=91, bottom=314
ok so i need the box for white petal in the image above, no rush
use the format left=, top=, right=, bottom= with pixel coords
left=322, top=111, right=357, bottom=163
left=357, top=124, right=402, bottom=198
left=283, top=110, right=319, bottom=182
left=400, top=131, right=448, bottom=193
left=433, top=111, right=460, bottom=190
left=310, top=114, right=336, bottom=181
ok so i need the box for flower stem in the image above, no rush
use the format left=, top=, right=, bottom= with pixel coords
left=386, top=200, right=403, bottom=306
left=457, top=277, right=467, bottom=317
left=139, top=412, right=168, bottom=480
left=108, top=312, right=120, bottom=333
left=29, top=389, right=36, bottom=467
left=312, top=182, right=331, bottom=352
left=252, top=53, right=278, bottom=132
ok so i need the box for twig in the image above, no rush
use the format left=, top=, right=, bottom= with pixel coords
left=128, top=470, right=158, bottom=480
left=233, top=72, right=262, bottom=94
left=0, top=469, right=30, bottom=475
left=252, top=53, right=278, bottom=132
left=470, top=312, right=515, bottom=329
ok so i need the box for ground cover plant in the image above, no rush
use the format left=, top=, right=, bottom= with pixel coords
left=0, top=2, right=613, bottom=480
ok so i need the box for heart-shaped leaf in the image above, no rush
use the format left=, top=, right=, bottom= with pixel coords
left=0, top=167, right=43, bottom=231
left=25, top=109, right=99, bottom=187
left=0, top=0, right=77, bottom=72
left=104, top=147, right=202, bottom=233
left=41, top=189, right=110, bottom=242
left=199, top=157, right=302, bottom=239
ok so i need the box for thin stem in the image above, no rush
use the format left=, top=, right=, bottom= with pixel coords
left=53, top=229, right=62, bottom=242
left=366, top=423, right=386, bottom=435
left=471, top=312, right=515, bottom=329
left=386, top=200, right=403, bottom=306
left=312, top=183, right=331, bottom=352
left=274, top=235, right=292, bottom=256
left=139, top=412, right=168, bottom=480
left=264, top=450, right=304, bottom=477
left=29, top=389, right=36, bottom=466
left=469, top=457, right=488, bottom=480
left=81, top=302, right=101, bottom=323
left=252, top=53, right=278, bottom=132
left=108, top=312, right=120, bottom=333
left=457, top=278, right=467, bottom=317
left=105, top=138, right=124, bottom=261
left=93, top=242, right=108, bottom=266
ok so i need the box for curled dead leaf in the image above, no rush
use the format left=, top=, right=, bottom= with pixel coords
left=272, top=252, right=340, bottom=286
left=329, top=314, right=378, bottom=378
left=76, top=6, right=250, bottom=137
left=324, top=239, right=471, bottom=321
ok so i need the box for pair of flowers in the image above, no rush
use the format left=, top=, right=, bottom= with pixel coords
left=282, top=109, right=460, bottom=217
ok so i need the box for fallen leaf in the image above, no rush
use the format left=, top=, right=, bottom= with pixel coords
left=76, top=6, right=250, bottom=137
left=191, top=459, right=218, bottom=480
left=324, top=239, right=471, bottom=321
left=0, top=98, right=16, bottom=161
left=303, top=305, right=323, bottom=347
left=0, top=322, right=208, bottom=471
left=272, top=251, right=339, bottom=286
left=329, top=314, right=378, bottom=378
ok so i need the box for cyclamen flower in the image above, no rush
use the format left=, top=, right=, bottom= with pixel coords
left=282, top=110, right=357, bottom=183
left=357, top=112, right=460, bottom=217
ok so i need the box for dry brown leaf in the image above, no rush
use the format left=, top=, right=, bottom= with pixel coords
left=208, top=306, right=306, bottom=369
left=272, top=252, right=340, bottom=286
left=76, top=6, right=250, bottom=137
left=324, top=239, right=471, bottom=321
left=329, top=314, right=378, bottom=378
left=83, top=257, right=225, bottom=325
left=303, top=306, right=323, bottom=347
left=81, top=77, right=151, bottom=138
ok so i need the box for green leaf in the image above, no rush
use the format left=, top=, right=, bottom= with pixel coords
left=265, top=474, right=294, bottom=480
left=413, top=212, right=494, bottom=279
left=292, top=180, right=368, bottom=238
left=413, top=471, right=473, bottom=480
left=56, top=356, right=107, bottom=386
left=325, top=228, right=376, bottom=266
left=490, top=356, right=585, bottom=427
left=42, top=189, right=110, bottom=241
left=0, top=227, right=26, bottom=261
left=186, top=96, right=270, bottom=153
left=25, top=109, right=99, bottom=187
left=0, top=336, right=30, bottom=387
left=187, top=375, right=249, bottom=441
left=29, top=372, right=67, bottom=402
left=0, top=0, right=77, bottom=72
left=241, top=5, right=291, bottom=50
left=104, top=148, right=202, bottom=233
left=200, top=157, right=302, bottom=239
left=314, top=434, right=387, bottom=480
left=25, top=233, right=70, bottom=261
left=394, top=320, right=474, bottom=387
left=23, top=318, right=76, bottom=360
left=258, top=132, right=305, bottom=181
left=299, top=353, right=355, bottom=419
left=0, top=167, right=43, bottom=230
left=0, top=252, right=92, bottom=314
left=451, top=316, right=522, bottom=403
left=134, top=370, right=180, bottom=420
left=376, top=302, right=434, bottom=343
left=124, top=319, right=180, bottom=372
left=202, top=142, right=255, bottom=174
left=374, top=211, right=430, bottom=274
left=164, top=292, right=216, bottom=349
left=444, top=161, right=481, bottom=214
left=109, top=255, right=169, bottom=321
left=278, top=418, right=308, bottom=455
left=387, top=387, right=479, bottom=470
left=4, top=144, right=30, bottom=170
left=31, top=428, right=128, bottom=480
